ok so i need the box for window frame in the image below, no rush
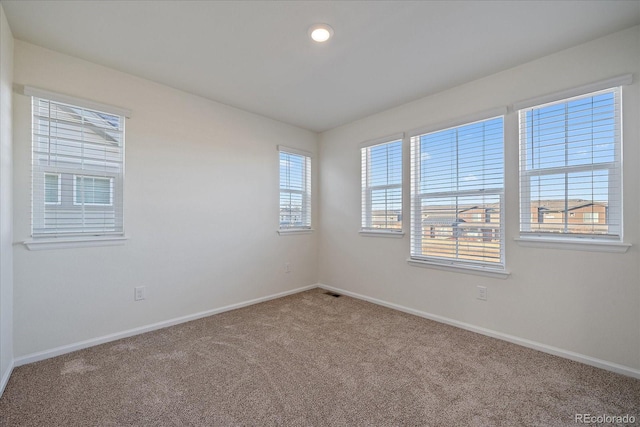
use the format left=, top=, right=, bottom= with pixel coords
left=278, top=145, right=312, bottom=234
left=360, top=133, right=404, bottom=237
left=72, top=175, right=115, bottom=207
left=23, top=86, right=131, bottom=250
left=408, top=110, right=507, bottom=276
left=517, top=87, right=623, bottom=242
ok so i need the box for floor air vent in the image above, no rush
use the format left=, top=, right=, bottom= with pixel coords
left=324, top=291, right=341, bottom=298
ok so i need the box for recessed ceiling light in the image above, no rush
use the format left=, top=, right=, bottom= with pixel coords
left=309, top=24, right=334, bottom=43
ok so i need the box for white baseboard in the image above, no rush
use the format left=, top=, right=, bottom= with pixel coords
left=13, top=282, right=640, bottom=380
left=14, top=284, right=317, bottom=367
left=0, top=360, right=14, bottom=396
left=318, top=283, right=640, bottom=380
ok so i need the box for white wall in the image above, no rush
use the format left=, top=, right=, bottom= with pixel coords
left=7, top=21, right=640, bottom=378
left=12, top=41, right=318, bottom=358
left=0, top=3, right=14, bottom=393
left=319, top=26, right=640, bottom=371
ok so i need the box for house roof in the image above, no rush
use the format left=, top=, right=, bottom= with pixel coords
left=533, top=200, right=607, bottom=213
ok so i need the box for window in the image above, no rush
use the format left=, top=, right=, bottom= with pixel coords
left=31, top=94, right=125, bottom=238
left=410, top=116, right=504, bottom=270
left=44, top=173, right=61, bottom=205
left=73, top=176, right=114, bottom=206
left=279, top=146, right=311, bottom=230
left=361, top=136, right=403, bottom=233
left=583, top=212, right=599, bottom=223
left=518, top=87, right=621, bottom=240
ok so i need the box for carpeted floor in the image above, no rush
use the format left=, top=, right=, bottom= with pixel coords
left=1, top=288, right=639, bottom=426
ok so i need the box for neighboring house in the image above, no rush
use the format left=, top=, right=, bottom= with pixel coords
left=529, top=200, right=608, bottom=234
left=417, top=199, right=607, bottom=241
left=279, top=207, right=303, bottom=227
left=422, top=204, right=501, bottom=242
left=369, top=209, right=402, bottom=230
left=33, top=101, right=123, bottom=236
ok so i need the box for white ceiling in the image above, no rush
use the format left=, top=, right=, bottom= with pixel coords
left=3, top=1, right=640, bottom=132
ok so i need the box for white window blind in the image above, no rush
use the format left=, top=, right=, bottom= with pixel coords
left=361, top=137, right=403, bottom=232
left=518, top=87, right=621, bottom=240
left=279, top=147, right=311, bottom=229
left=32, top=96, right=125, bottom=237
left=410, top=116, right=504, bottom=268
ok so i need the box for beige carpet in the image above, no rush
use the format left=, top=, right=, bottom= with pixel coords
left=1, top=288, right=638, bottom=426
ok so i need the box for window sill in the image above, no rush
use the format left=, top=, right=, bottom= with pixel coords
left=277, top=228, right=314, bottom=236
left=23, top=235, right=128, bottom=251
left=514, top=237, right=631, bottom=253
left=407, top=258, right=510, bottom=279
left=359, top=230, right=405, bottom=238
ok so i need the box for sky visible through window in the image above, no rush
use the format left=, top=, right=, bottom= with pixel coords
left=419, top=117, right=504, bottom=203
left=368, top=141, right=402, bottom=212
left=522, top=91, right=615, bottom=204
left=280, top=152, right=305, bottom=191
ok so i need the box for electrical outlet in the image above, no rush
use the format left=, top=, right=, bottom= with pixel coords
left=284, top=262, right=291, bottom=273
left=477, top=285, right=487, bottom=301
left=134, top=286, right=146, bottom=301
